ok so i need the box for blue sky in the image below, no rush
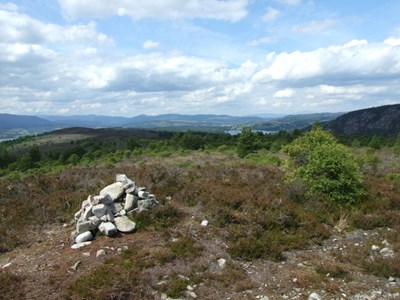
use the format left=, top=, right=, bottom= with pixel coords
left=0, top=0, right=399, bottom=117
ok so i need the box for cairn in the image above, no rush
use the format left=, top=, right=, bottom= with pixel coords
left=71, top=174, right=159, bottom=246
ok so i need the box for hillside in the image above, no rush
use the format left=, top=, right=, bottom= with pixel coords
left=325, top=104, right=400, bottom=136
left=0, top=113, right=57, bottom=130
left=251, top=112, right=344, bottom=131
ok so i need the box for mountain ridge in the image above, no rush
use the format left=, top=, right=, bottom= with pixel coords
left=324, top=104, right=400, bottom=136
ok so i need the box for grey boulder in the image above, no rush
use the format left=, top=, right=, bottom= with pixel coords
left=100, top=182, right=124, bottom=201
left=114, top=216, right=136, bottom=233
left=75, top=231, right=93, bottom=243
left=99, top=222, right=118, bottom=236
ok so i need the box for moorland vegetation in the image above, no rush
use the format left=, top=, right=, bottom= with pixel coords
left=1, top=125, right=400, bottom=298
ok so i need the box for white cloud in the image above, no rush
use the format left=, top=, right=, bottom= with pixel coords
left=0, top=8, right=113, bottom=45
left=253, top=39, right=400, bottom=82
left=292, top=19, right=338, bottom=34
left=143, top=40, right=159, bottom=49
left=262, top=7, right=280, bottom=22
left=0, top=2, right=18, bottom=12
left=275, top=0, right=301, bottom=6
left=384, top=38, right=400, bottom=46
left=274, top=88, right=294, bottom=98
left=0, top=42, right=55, bottom=62
left=59, top=0, right=249, bottom=22
left=248, top=37, right=275, bottom=46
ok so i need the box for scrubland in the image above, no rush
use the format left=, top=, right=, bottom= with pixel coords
left=1, top=129, right=400, bottom=299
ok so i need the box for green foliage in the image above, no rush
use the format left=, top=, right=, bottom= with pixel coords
left=368, top=135, right=381, bottom=150
left=394, top=134, right=400, bottom=155
left=236, top=126, right=261, bottom=158
left=357, top=148, right=380, bottom=174
left=283, top=124, right=363, bottom=204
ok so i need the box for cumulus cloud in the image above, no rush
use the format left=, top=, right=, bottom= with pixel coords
left=275, top=0, right=301, bottom=6
left=1, top=31, right=400, bottom=116
left=292, top=19, right=338, bottom=34
left=142, top=40, right=159, bottom=49
left=248, top=36, right=275, bottom=46
left=253, top=39, right=400, bottom=82
left=0, top=2, right=18, bottom=12
left=59, top=0, right=249, bottom=22
left=0, top=8, right=113, bottom=45
left=262, top=7, right=280, bottom=22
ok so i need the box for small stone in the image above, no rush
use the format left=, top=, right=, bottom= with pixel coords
left=74, top=209, right=82, bottom=221
left=389, top=276, right=396, bottom=282
left=81, top=198, right=91, bottom=210
left=187, top=285, right=194, bottom=291
left=82, top=204, right=94, bottom=220
left=122, top=245, right=129, bottom=251
left=95, top=194, right=113, bottom=205
left=76, top=220, right=96, bottom=234
left=138, top=190, right=149, bottom=199
left=100, top=182, right=125, bottom=201
left=308, top=292, right=321, bottom=300
left=82, top=252, right=91, bottom=256
left=69, top=261, right=81, bottom=271
left=88, top=216, right=101, bottom=227
left=371, top=245, right=380, bottom=251
left=138, top=198, right=159, bottom=212
left=259, top=297, right=269, bottom=300
left=98, top=222, right=118, bottom=236
left=124, top=194, right=138, bottom=211
left=105, top=205, right=115, bottom=222
left=89, top=194, right=99, bottom=205
left=71, top=241, right=91, bottom=249
left=115, top=216, right=136, bottom=233
left=113, top=202, right=124, bottom=214
left=292, top=278, right=298, bottom=283
left=96, top=249, right=106, bottom=258
left=1, top=262, right=12, bottom=269
left=380, top=247, right=395, bottom=257
left=75, top=231, right=93, bottom=243
left=116, top=174, right=128, bottom=184
left=187, top=291, right=197, bottom=298
left=126, top=186, right=137, bottom=194
left=201, top=220, right=208, bottom=227
left=92, top=204, right=107, bottom=218
left=217, top=258, right=227, bottom=269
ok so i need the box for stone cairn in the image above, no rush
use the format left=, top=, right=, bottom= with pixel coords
left=71, top=174, right=159, bottom=247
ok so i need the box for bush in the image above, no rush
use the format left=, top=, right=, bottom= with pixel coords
left=283, top=124, right=363, bottom=205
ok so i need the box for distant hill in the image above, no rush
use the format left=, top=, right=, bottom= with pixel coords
left=324, top=104, right=400, bottom=136
left=0, top=113, right=55, bottom=130
left=40, top=114, right=130, bottom=128
left=124, top=114, right=264, bottom=128
left=251, top=112, right=344, bottom=131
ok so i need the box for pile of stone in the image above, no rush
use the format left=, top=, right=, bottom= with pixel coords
left=71, top=174, right=159, bottom=245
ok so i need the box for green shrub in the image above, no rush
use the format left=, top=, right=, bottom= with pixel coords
left=237, top=127, right=261, bottom=158
left=283, top=124, right=363, bottom=205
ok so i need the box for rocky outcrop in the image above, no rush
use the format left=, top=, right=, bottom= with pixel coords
left=71, top=174, right=160, bottom=246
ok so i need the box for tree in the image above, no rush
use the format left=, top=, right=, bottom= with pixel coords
left=283, top=124, right=363, bottom=204
left=237, top=127, right=261, bottom=158
left=368, top=135, right=381, bottom=150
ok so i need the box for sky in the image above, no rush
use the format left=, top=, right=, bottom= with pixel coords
left=0, top=0, right=400, bottom=117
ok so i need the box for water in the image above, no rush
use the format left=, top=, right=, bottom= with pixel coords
left=225, top=130, right=277, bottom=135
left=0, top=138, right=16, bottom=143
